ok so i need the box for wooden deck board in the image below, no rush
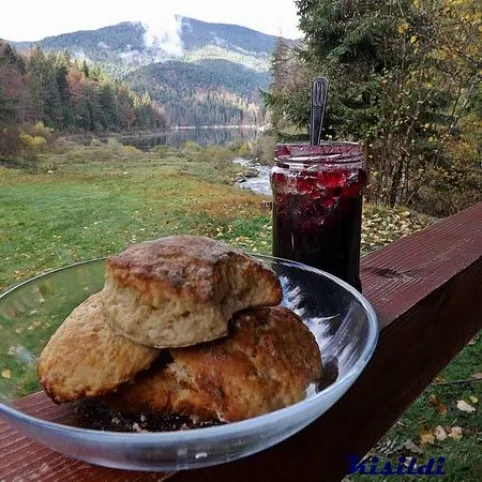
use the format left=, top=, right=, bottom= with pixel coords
left=1, top=202, right=481, bottom=482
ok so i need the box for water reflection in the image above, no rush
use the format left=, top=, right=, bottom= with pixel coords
left=121, top=127, right=259, bottom=150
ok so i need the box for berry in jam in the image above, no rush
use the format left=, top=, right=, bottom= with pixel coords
left=271, top=143, right=366, bottom=291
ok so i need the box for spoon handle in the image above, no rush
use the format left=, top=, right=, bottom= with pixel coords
left=310, top=77, right=329, bottom=145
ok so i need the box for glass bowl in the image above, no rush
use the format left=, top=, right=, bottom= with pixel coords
left=0, top=255, right=378, bottom=471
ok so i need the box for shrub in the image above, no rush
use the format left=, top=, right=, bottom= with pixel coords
left=251, top=136, right=276, bottom=165
left=121, top=145, right=142, bottom=155
left=31, top=122, right=53, bottom=140
left=226, top=138, right=245, bottom=152
left=90, top=138, right=104, bottom=147
left=195, top=146, right=233, bottom=168
left=0, top=126, right=22, bottom=158
left=19, top=134, right=47, bottom=151
left=237, top=143, right=251, bottom=158
left=152, top=145, right=177, bottom=159
left=106, top=137, right=121, bottom=149
left=183, top=140, right=202, bottom=152
left=54, top=137, right=77, bottom=153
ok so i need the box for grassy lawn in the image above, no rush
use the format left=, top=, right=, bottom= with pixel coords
left=0, top=142, right=480, bottom=479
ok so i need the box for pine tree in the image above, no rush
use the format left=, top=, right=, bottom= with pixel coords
left=1, top=42, right=165, bottom=135
left=82, top=60, right=90, bottom=78
left=27, top=46, right=46, bottom=121
left=269, top=0, right=480, bottom=207
left=99, top=83, right=118, bottom=130
left=43, top=62, right=62, bottom=128
left=56, top=63, right=74, bottom=127
left=0, top=85, right=16, bottom=126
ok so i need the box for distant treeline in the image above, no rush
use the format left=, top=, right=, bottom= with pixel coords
left=0, top=41, right=166, bottom=133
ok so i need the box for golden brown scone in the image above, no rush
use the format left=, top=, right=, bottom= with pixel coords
left=100, top=306, right=322, bottom=422
left=38, top=293, right=160, bottom=404
left=102, top=235, right=283, bottom=348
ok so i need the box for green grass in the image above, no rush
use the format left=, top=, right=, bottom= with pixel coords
left=0, top=142, right=480, bottom=479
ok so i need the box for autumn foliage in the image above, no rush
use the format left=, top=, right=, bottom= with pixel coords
left=0, top=41, right=166, bottom=164
left=266, top=0, right=481, bottom=215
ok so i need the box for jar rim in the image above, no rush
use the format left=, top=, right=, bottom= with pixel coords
left=275, top=141, right=364, bottom=165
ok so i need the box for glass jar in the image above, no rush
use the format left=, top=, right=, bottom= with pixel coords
left=271, top=142, right=367, bottom=291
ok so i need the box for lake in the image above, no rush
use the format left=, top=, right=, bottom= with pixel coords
left=121, top=126, right=259, bottom=150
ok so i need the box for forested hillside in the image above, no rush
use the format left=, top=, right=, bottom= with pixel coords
left=8, top=17, right=284, bottom=127
left=0, top=41, right=165, bottom=133
left=126, top=59, right=270, bottom=126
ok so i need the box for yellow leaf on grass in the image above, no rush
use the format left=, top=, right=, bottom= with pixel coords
left=410, top=35, right=418, bottom=44
left=469, top=396, right=478, bottom=405
left=1, top=369, right=12, bottom=379
left=419, top=428, right=435, bottom=445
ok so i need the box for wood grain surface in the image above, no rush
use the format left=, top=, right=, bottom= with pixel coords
left=1, top=202, right=481, bottom=482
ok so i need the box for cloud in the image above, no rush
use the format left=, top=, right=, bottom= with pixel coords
left=139, top=11, right=183, bottom=57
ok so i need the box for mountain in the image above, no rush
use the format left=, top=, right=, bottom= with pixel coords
left=12, top=17, right=285, bottom=74
left=9, top=17, right=289, bottom=127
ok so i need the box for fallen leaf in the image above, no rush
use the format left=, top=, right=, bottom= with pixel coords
left=448, top=426, right=463, bottom=440
left=15, top=327, right=24, bottom=334
left=472, top=373, right=482, bottom=380
left=403, top=439, right=423, bottom=454
left=1, top=369, right=12, bottom=379
left=469, top=396, right=478, bottom=405
left=436, top=403, right=448, bottom=415
left=457, top=400, right=476, bottom=413
left=428, top=394, right=447, bottom=415
left=419, top=428, right=435, bottom=446
left=434, top=425, right=448, bottom=441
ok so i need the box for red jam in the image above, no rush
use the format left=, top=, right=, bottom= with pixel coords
left=271, top=143, right=366, bottom=291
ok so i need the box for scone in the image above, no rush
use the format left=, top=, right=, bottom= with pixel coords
left=102, top=235, right=283, bottom=348
left=38, top=293, right=160, bottom=403
left=100, top=306, right=322, bottom=422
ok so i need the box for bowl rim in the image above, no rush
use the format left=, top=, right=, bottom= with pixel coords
left=0, top=254, right=379, bottom=442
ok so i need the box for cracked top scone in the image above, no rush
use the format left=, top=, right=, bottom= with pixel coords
left=102, top=236, right=283, bottom=348
left=38, top=293, right=160, bottom=404
left=99, top=306, right=322, bottom=422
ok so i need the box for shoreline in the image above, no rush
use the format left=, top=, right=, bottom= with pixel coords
left=59, top=124, right=270, bottom=142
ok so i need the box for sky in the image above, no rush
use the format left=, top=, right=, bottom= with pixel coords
left=0, top=0, right=302, bottom=42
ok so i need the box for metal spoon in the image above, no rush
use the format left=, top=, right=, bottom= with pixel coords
left=310, top=77, right=329, bottom=146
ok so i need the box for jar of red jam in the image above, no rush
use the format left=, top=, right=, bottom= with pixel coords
left=271, top=142, right=367, bottom=291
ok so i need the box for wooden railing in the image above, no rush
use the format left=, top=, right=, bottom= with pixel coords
left=1, top=202, right=481, bottom=482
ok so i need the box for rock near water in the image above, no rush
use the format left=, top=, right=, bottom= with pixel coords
left=233, top=158, right=272, bottom=196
